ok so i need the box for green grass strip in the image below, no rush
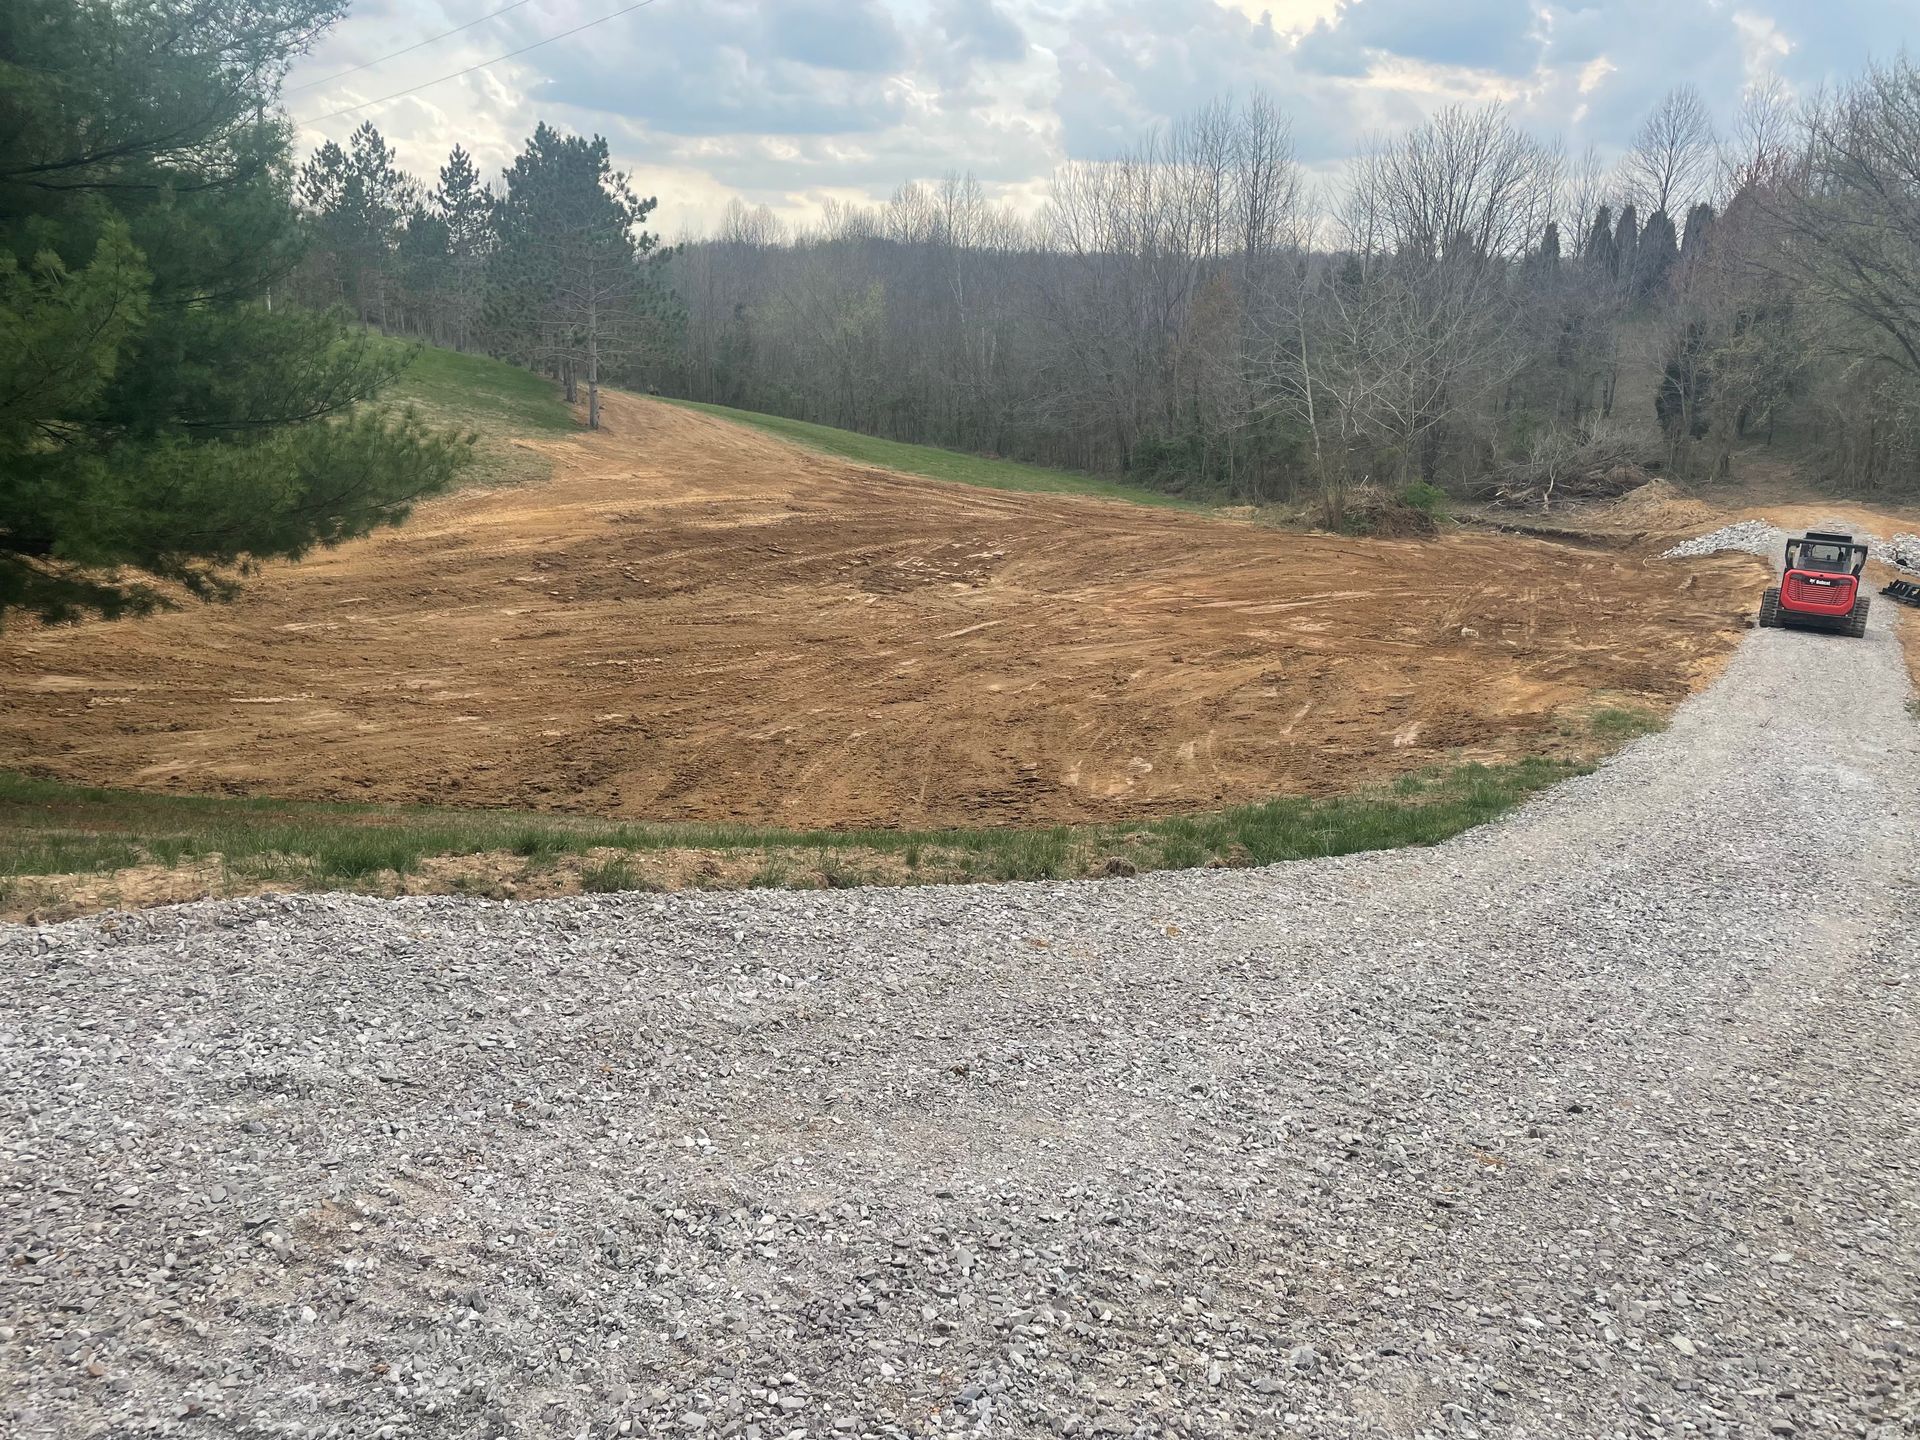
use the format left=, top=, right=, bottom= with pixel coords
left=0, top=759, right=1580, bottom=898
left=663, top=399, right=1212, bottom=511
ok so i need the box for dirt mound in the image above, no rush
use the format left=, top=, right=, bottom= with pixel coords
left=0, top=393, right=1764, bottom=829
left=1606, top=477, right=1716, bottom=528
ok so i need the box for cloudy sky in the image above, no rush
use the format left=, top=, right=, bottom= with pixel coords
left=285, top=0, right=1914, bottom=233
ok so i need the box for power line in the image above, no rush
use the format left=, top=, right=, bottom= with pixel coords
left=286, top=0, right=542, bottom=95
left=295, top=0, right=662, bottom=127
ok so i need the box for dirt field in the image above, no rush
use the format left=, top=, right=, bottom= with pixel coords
left=0, top=394, right=1765, bottom=829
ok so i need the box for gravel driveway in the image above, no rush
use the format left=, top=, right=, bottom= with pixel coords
left=6, top=604, right=1918, bottom=1440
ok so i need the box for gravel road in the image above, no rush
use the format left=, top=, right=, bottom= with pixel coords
left=6, top=605, right=1919, bottom=1440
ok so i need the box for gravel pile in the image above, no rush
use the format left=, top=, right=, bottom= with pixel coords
left=1661, top=520, right=1781, bottom=559
left=1664, top=520, right=1920, bottom=576
left=6, top=609, right=1920, bottom=1438
left=1879, top=533, right=1920, bottom=574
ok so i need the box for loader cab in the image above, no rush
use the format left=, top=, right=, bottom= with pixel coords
left=1759, top=529, right=1872, bottom=636
left=1785, top=531, right=1868, bottom=578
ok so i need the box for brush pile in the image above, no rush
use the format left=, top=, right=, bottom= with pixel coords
left=1342, top=483, right=1441, bottom=537
left=1489, top=461, right=1656, bottom=509
left=1476, top=429, right=1665, bottom=510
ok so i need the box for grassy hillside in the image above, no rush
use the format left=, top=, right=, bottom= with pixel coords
left=373, top=353, right=1189, bottom=510
left=386, top=344, right=574, bottom=487
left=666, top=398, right=1211, bottom=511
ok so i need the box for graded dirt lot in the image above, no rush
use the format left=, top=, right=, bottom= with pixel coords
left=0, top=394, right=1763, bottom=828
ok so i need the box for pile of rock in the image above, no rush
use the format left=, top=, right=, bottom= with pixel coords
left=1876, top=533, right=1920, bottom=574
left=1661, top=521, right=1781, bottom=560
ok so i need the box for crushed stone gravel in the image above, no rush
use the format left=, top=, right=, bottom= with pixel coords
left=1662, top=520, right=1782, bottom=559
left=5, top=608, right=1919, bottom=1439
left=1665, top=517, right=1920, bottom=576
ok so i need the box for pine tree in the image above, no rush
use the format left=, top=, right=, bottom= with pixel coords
left=1612, top=204, right=1640, bottom=284
left=0, top=0, right=469, bottom=624
left=432, top=146, right=495, bottom=350
left=1585, top=204, right=1616, bottom=274
left=1636, top=209, right=1680, bottom=299
left=297, top=122, right=416, bottom=325
left=490, top=124, right=663, bottom=427
left=395, top=204, right=452, bottom=340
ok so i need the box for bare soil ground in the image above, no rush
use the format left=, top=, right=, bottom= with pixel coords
left=0, top=393, right=1762, bottom=829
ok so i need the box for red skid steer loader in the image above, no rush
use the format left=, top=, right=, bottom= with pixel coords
left=1757, top=530, right=1871, bottom=638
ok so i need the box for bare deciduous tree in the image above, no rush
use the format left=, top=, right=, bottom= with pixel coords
left=1274, top=106, right=1559, bottom=508
left=1562, top=144, right=1610, bottom=260
left=1775, top=62, right=1920, bottom=376
left=1719, top=74, right=1796, bottom=198
left=1623, top=85, right=1716, bottom=215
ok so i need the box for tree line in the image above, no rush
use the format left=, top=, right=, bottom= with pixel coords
left=287, top=121, right=673, bottom=430
left=653, top=70, right=1920, bottom=514
left=281, top=64, right=1920, bottom=519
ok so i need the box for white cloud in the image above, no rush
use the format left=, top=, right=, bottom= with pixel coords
left=1732, top=10, right=1794, bottom=80
left=283, top=0, right=1910, bottom=233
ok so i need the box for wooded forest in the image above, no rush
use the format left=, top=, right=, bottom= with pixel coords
left=297, top=65, right=1920, bottom=515
left=663, top=74, right=1920, bottom=512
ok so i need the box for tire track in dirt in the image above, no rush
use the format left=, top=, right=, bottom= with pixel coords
left=0, top=393, right=1764, bottom=828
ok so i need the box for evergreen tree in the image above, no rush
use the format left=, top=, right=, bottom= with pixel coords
left=1636, top=209, right=1680, bottom=299
left=297, top=122, right=416, bottom=325
left=1585, top=204, right=1616, bottom=274
left=0, top=0, right=468, bottom=624
left=1538, top=221, right=1561, bottom=270
left=490, top=124, right=663, bottom=427
left=1612, top=204, right=1640, bottom=284
left=1681, top=201, right=1716, bottom=258
left=435, top=147, right=494, bottom=251
left=432, top=145, right=495, bottom=350
left=395, top=203, right=452, bottom=340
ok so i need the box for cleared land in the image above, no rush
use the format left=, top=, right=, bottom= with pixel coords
left=0, top=390, right=1760, bottom=836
